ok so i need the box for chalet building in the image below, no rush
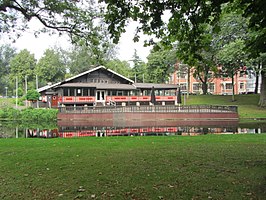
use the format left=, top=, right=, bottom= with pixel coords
left=38, top=66, right=179, bottom=108
left=169, top=66, right=259, bottom=95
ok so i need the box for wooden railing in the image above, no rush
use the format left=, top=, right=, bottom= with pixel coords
left=58, top=95, right=177, bottom=103
left=58, top=105, right=238, bottom=114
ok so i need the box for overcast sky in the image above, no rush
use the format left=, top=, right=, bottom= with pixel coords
left=1, top=20, right=152, bottom=63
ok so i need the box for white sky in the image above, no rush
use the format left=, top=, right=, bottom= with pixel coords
left=1, top=20, right=152, bottom=63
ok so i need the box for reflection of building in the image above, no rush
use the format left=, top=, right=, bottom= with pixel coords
left=170, top=66, right=260, bottom=95
left=38, top=66, right=179, bottom=108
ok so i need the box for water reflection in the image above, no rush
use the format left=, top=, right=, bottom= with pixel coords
left=1, top=121, right=265, bottom=138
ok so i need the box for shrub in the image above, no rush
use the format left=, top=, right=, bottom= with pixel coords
left=0, top=107, right=21, bottom=120
left=21, top=108, right=58, bottom=122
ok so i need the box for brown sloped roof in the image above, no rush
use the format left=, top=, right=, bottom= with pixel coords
left=134, top=83, right=178, bottom=89
left=58, top=83, right=136, bottom=90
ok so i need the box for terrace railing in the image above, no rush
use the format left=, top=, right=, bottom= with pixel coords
left=58, top=105, right=238, bottom=114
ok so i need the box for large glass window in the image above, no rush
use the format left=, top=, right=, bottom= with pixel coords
left=225, top=83, right=233, bottom=90
left=239, top=82, right=244, bottom=90
left=117, top=91, right=123, bottom=96
left=112, top=90, right=117, bottom=96
left=180, top=83, right=187, bottom=91
left=76, top=88, right=82, bottom=96
left=193, top=83, right=201, bottom=92
left=208, top=83, right=215, bottom=92
left=83, top=89, right=88, bottom=96
left=63, top=88, right=69, bottom=96
left=70, top=88, right=75, bottom=96
left=90, top=89, right=95, bottom=96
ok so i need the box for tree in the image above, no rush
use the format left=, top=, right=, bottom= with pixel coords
left=0, top=0, right=102, bottom=44
left=26, top=89, right=40, bottom=101
left=105, top=59, right=132, bottom=78
left=146, top=46, right=177, bottom=83
left=67, top=39, right=118, bottom=75
left=0, top=44, right=17, bottom=95
left=36, top=49, right=66, bottom=86
left=101, top=0, right=266, bottom=106
left=217, top=39, right=247, bottom=101
left=131, top=49, right=147, bottom=83
left=9, top=49, right=36, bottom=94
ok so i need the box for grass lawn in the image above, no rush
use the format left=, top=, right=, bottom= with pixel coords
left=186, top=94, right=266, bottom=119
left=0, top=135, right=265, bottom=199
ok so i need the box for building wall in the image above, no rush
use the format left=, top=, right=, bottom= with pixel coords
left=169, top=68, right=257, bottom=95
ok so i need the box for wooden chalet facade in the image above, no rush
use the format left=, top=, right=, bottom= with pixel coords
left=38, top=66, right=179, bottom=108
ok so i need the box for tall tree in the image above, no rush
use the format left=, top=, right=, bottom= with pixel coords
left=176, top=24, right=217, bottom=95
left=0, top=44, right=17, bottom=95
left=9, top=49, right=36, bottom=93
left=146, top=46, right=177, bottom=83
left=131, top=49, right=147, bottom=83
left=105, top=59, right=132, bottom=78
left=217, top=39, right=247, bottom=101
left=36, top=49, right=66, bottom=86
left=67, top=36, right=118, bottom=75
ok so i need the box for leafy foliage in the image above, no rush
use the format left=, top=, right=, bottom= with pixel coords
left=0, top=107, right=58, bottom=122
left=36, top=49, right=66, bottom=84
left=105, top=59, right=132, bottom=78
left=0, top=0, right=103, bottom=44
left=25, top=89, right=40, bottom=101
left=9, top=49, right=36, bottom=91
left=131, top=49, right=147, bottom=83
left=20, top=108, right=58, bottom=122
left=146, top=46, right=177, bottom=83
left=0, top=44, right=17, bottom=95
left=217, top=39, right=247, bottom=101
left=0, top=107, right=20, bottom=120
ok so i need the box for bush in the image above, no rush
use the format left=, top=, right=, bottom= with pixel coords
left=21, top=108, right=58, bottom=122
left=0, top=107, right=58, bottom=122
left=0, top=107, right=21, bottom=120
left=11, top=97, right=25, bottom=106
left=26, top=90, right=40, bottom=101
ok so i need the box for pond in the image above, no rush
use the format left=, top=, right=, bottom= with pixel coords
left=1, top=120, right=266, bottom=138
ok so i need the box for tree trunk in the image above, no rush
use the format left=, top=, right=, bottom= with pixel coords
left=187, top=67, right=191, bottom=96
left=254, top=63, right=261, bottom=94
left=231, top=75, right=235, bottom=101
left=255, top=73, right=259, bottom=94
left=258, top=70, right=266, bottom=107
left=202, top=82, right=208, bottom=95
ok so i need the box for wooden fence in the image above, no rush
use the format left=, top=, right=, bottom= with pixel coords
left=58, top=105, right=238, bottom=114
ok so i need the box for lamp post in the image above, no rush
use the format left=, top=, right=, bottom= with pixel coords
left=5, top=87, right=8, bottom=98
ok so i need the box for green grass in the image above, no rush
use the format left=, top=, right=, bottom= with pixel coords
left=186, top=94, right=266, bottom=119
left=0, top=135, right=265, bottom=199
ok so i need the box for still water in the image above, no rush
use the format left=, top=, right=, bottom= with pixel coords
left=1, top=120, right=265, bottom=138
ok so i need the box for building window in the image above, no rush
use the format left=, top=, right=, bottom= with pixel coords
left=179, top=73, right=186, bottom=79
left=193, top=83, right=201, bottom=92
left=225, top=83, right=233, bottom=90
left=180, top=83, right=187, bottom=91
left=89, top=89, right=95, bottom=96
left=117, top=90, right=123, bottom=96
left=63, top=88, right=69, bottom=96
left=239, top=82, right=245, bottom=90
left=83, top=89, right=88, bottom=96
left=70, top=88, right=75, bottom=96
left=208, top=83, right=215, bottom=92
left=77, top=88, right=82, bottom=96
left=112, top=90, right=117, bottom=96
